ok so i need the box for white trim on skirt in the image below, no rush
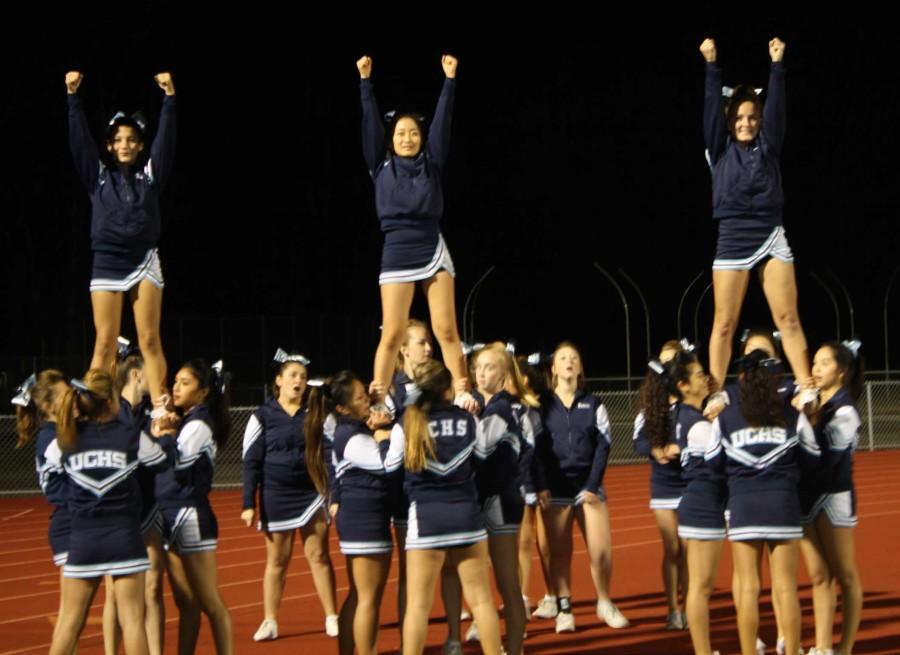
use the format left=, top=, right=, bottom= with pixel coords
left=378, top=234, right=456, bottom=285
left=713, top=226, right=794, bottom=271
left=90, top=248, right=165, bottom=292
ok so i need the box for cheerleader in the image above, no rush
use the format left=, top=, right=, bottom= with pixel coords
left=306, top=372, right=393, bottom=655
left=385, top=359, right=502, bottom=655
left=47, top=370, right=169, bottom=655
left=698, top=38, right=812, bottom=396
left=241, top=349, right=338, bottom=640
left=634, top=341, right=694, bottom=630
left=155, top=360, right=234, bottom=654
left=535, top=342, right=629, bottom=633
left=705, top=350, right=821, bottom=655
left=65, top=71, right=176, bottom=417
left=356, top=54, right=474, bottom=411
left=12, top=371, right=72, bottom=648
left=799, top=341, right=864, bottom=655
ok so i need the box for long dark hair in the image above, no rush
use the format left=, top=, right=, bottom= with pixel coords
left=738, top=350, right=785, bottom=428
left=821, top=340, right=865, bottom=400
left=179, top=359, right=231, bottom=446
left=305, top=371, right=362, bottom=495
left=639, top=351, right=699, bottom=449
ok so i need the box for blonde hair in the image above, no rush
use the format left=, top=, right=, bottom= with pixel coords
left=473, top=342, right=538, bottom=407
left=57, top=369, right=116, bottom=451
left=15, top=370, right=67, bottom=449
left=403, top=359, right=451, bottom=473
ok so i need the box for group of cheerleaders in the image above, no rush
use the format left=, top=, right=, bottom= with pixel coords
left=12, top=37, right=863, bottom=655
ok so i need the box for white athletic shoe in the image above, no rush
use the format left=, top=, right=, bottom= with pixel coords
left=805, top=648, right=834, bottom=655
left=253, top=619, right=278, bottom=642
left=757, top=637, right=767, bottom=655
left=522, top=594, right=532, bottom=620
left=324, top=614, right=339, bottom=637
left=443, top=639, right=463, bottom=655
left=460, top=608, right=472, bottom=621
left=465, top=622, right=480, bottom=642
left=555, top=612, right=575, bottom=633
left=533, top=594, right=558, bottom=619
left=665, top=610, right=686, bottom=630
left=597, top=600, right=630, bottom=628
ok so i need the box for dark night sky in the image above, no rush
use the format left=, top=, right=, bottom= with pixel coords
left=2, top=11, right=898, bottom=395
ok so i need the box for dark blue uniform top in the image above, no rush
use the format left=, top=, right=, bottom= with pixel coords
left=155, top=404, right=217, bottom=510
left=704, top=62, right=785, bottom=223
left=705, top=395, right=820, bottom=494
left=120, top=396, right=156, bottom=517
left=360, top=78, right=455, bottom=235
left=472, top=390, right=525, bottom=500
left=385, top=404, right=479, bottom=504
left=333, top=416, right=391, bottom=501
left=805, top=388, right=860, bottom=495
left=58, top=415, right=169, bottom=523
left=241, top=398, right=316, bottom=509
left=632, top=405, right=688, bottom=494
left=675, top=404, right=721, bottom=487
left=512, top=402, right=540, bottom=496
left=536, top=391, right=612, bottom=494
left=68, top=93, right=176, bottom=255
left=36, top=422, right=68, bottom=509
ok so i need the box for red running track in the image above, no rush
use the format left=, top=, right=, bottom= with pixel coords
left=1, top=451, right=899, bottom=654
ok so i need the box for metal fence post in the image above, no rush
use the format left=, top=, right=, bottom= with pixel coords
left=866, top=382, right=875, bottom=452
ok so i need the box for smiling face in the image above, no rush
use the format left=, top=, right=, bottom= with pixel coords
left=677, top=361, right=709, bottom=405
left=336, top=379, right=371, bottom=421
left=391, top=116, right=423, bottom=158
left=732, top=100, right=761, bottom=144
left=106, top=125, right=145, bottom=165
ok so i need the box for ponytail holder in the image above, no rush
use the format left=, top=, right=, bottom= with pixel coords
left=404, top=384, right=423, bottom=407
left=273, top=348, right=311, bottom=366
left=70, top=378, right=91, bottom=398
left=211, top=360, right=231, bottom=395
left=11, top=374, right=37, bottom=408
left=462, top=342, right=485, bottom=356
left=648, top=360, right=666, bottom=377
left=842, top=340, right=862, bottom=359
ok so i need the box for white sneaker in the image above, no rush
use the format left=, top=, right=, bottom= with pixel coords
left=757, top=637, right=767, bottom=655
left=597, top=600, right=630, bottom=628
left=465, top=622, right=479, bottom=642
left=806, top=649, right=833, bottom=655
left=522, top=594, right=532, bottom=620
left=555, top=612, right=575, bottom=633
left=443, top=639, right=463, bottom=655
left=665, top=610, right=686, bottom=630
left=253, top=619, right=278, bottom=641
left=533, top=594, right=558, bottom=619
left=324, top=614, right=339, bottom=637
left=460, top=608, right=472, bottom=621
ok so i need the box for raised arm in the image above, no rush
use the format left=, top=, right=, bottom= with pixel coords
left=149, top=72, right=177, bottom=189
left=427, top=54, right=457, bottom=169
left=700, top=39, right=727, bottom=166
left=358, top=55, right=386, bottom=175
left=66, top=71, right=101, bottom=191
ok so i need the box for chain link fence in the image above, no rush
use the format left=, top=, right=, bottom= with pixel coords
left=3, top=382, right=899, bottom=495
